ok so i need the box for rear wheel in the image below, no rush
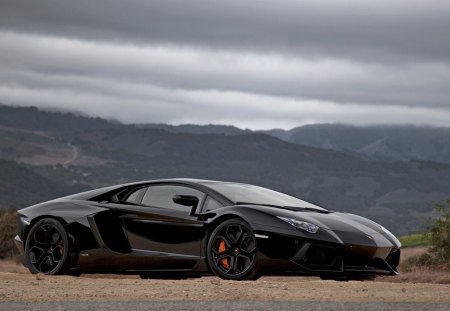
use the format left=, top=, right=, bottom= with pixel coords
left=24, top=218, right=71, bottom=275
left=207, top=219, right=259, bottom=280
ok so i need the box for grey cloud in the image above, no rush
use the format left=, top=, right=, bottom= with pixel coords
left=1, top=32, right=449, bottom=110
left=1, top=0, right=450, bottom=63
left=3, top=81, right=450, bottom=130
left=0, top=1, right=450, bottom=128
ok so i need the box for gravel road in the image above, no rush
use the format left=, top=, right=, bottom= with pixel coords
left=1, top=270, right=449, bottom=311
left=1, top=272, right=450, bottom=303
left=1, top=252, right=449, bottom=311
left=1, top=301, right=449, bottom=311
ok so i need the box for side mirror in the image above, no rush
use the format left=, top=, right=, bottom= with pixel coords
left=172, top=195, right=199, bottom=215
left=109, top=194, right=120, bottom=203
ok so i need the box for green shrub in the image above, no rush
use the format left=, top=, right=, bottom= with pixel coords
left=401, top=252, right=433, bottom=272
left=398, top=232, right=429, bottom=248
left=0, top=209, right=19, bottom=259
left=401, top=199, right=450, bottom=272
left=428, top=199, right=450, bottom=264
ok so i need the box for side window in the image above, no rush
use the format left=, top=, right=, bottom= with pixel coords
left=142, top=185, right=205, bottom=212
left=203, top=196, right=223, bottom=212
left=124, top=187, right=147, bottom=204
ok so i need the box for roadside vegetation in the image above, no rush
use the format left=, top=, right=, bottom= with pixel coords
left=401, top=199, right=450, bottom=272
left=398, top=232, right=429, bottom=248
left=0, top=209, right=19, bottom=259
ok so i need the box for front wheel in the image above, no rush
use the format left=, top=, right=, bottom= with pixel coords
left=24, top=218, right=71, bottom=275
left=207, top=219, right=259, bottom=280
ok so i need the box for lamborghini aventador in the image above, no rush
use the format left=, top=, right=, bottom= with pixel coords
left=14, top=179, right=401, bottom=280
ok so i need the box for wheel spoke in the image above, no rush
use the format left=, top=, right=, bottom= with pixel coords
left=43, top=227, right=51, bottom=245
left=240, top=249, right=255, bottom=258
left=236, top=255, right=251, bottom=272
left=51, top=251, right=62, bottom=263
left=36, top=254, right=51, bottom=271
left=231, top=255, right=240, bottom=272
left=33, top=227, right=49, bottom=246
left=42, top=256, right=55, bottom=272
left=237, top=253, right=253, bottom=261
left=56, top=243, right=65, bottom=256
left=32, top=239, right=47, bottom=246
left=226, top=225, right=243, bottom=244
left=29, top=245, right=45, bottom=254
left=213, top=249, right=229, bottom=257
left=240, top=235, right=256, bottom=253
left=214, top=235, right=232, bottom=249
left=49, top=228, right=62, bottom=246
left=216, top=253, right=231, bottom=261
left=29, top=249, right=45, bottom=264
left=236, top=231, right=246, bottom=245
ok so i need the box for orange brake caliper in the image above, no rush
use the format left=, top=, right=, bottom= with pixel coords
left=218, top=240, right=230, bottom=269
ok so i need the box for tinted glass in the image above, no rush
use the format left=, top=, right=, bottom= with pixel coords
left=203, top=196, right=223, bottom=212
left=142, top=185, right=205, bottom=212
left=124, top=187, right=147, bottom=204
left=204, top=183, right=326, bottom=211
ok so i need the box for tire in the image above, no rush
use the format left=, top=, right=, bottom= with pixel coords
left=207, top=219, right=260, bottom=280
left=24, top=218, right=72, bottom=275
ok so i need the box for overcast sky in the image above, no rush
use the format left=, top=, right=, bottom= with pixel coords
left=0, top=0, right=449, bottom=129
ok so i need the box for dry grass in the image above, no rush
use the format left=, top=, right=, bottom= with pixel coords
left=379, top=270, right=450, bottom=284
left=0, top=259, right=28, bottom=274
left=400, top=246, right=429, bottom=262
left=0, top=210, right=19, bottom=259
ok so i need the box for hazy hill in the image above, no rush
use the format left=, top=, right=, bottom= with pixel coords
left=260, top=124, right=450, bottom=164
left=132, top=121, right=450, bottom=165
left=135, top=123, right=250, bottom=135
left=5, top=105, right=449, bottom=165
left=0, top=104, right=449, bottom=234
left=0, top=105, right=124, bottom=133
left=0, top=158, right=86, bottom=209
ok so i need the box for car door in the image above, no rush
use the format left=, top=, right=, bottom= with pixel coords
left=120, top=184, right=207, bottom=259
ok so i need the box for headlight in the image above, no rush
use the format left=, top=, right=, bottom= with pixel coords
left=277, top=216, right=319, bottom=233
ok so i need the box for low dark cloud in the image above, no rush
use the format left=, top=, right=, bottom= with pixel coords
left=0, top=0, right=449, bottom=128
left=1, top=0, right=449, bottom=62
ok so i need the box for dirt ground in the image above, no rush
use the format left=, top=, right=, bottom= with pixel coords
left=1, top=247, right=449, bottom=303
left=1, top=271, right=449, bottom=303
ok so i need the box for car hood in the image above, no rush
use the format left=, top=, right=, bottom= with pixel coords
left=246, top=205, right=401, bottom=248
left=298, top=211, right=400, bottom=247
left=295, top=211, right=381, bottom=233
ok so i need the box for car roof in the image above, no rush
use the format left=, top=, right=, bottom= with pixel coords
left=118, top=178, right=244, bottom=187
left=68, top=178, right=241, bottom=201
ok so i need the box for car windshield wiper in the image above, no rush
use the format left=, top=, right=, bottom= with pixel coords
left=282, top=206, right=331, bottom=214
left=236, top=202, right=331, bottom=213
left=236, top=202, right=284, bottom=209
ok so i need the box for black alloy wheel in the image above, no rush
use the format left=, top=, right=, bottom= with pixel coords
left=24, top=218, right=70, bottom=275
left=207, top=219, right=259, bottom=280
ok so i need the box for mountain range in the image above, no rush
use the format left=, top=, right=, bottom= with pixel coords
left=1, top=104, right=449, bottom=235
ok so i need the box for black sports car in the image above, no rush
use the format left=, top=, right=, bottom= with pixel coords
left=14, top=179, right=401, bottom=280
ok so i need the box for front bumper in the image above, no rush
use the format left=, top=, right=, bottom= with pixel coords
left=256, top=230, right=400, bottom=276
left=291, top=241, right=400, bottom=275
left=14, top=235, right=26, bottom=266
left=14, top=235, right=24, bottom=255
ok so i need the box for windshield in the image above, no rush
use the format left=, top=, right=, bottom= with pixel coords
left=205, top=182, right=326, bottom=211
